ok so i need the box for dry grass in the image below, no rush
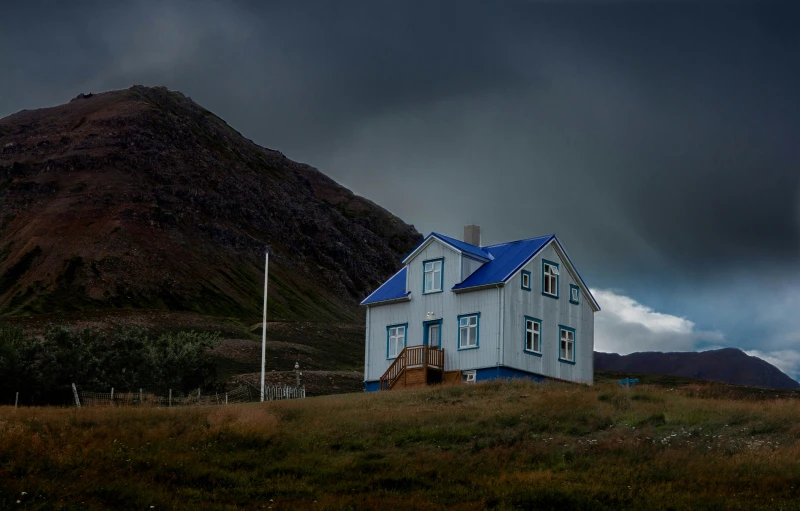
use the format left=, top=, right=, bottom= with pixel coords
left=2, top=380, right=800, bottom=510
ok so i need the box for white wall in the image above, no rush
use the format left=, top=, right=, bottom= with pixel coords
left=364, top=239, right=501, bottom=382
left=501, top=242, right=595, bottom=384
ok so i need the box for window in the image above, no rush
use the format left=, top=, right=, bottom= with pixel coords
left=569, top=284, right=580, bottom=304
left=423, top=258, right=443, bottom=294
left=458, top=313, right=480, bottom=349
left=462, top=370, right=476, bottom=383
left=387, top=324, right=407, bottom=359
left=521, top=270, right=531, bottom=291
left=559, top=326, right=576, bottom=363
left=542, top=259, right=559, bottom=297
left=524, top=317, right=542, bottom=354
left=424, top=319, right=442, bottom=348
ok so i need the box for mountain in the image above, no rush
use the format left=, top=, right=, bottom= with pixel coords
left=594, top=348, right=800, bottom=390
left=0, top=86, right=422, bottom=321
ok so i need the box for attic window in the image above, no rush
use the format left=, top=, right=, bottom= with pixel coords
left=570, top=284, right=580, bottom=304
left=521, top=270, right=531, bottom=291
left=423, top=258, right=443, bottom=294
left=542, top=260, right=559, bottom=298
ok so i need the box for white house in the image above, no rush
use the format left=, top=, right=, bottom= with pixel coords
left=360, top=225, right=600, bottom=391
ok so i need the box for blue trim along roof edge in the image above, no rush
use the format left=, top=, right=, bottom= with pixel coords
left=360, top=266, right=410, bottom=305
left=402, top=232, right=491, bottom=264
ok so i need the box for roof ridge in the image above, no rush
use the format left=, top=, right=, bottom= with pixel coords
left=482, top=234, right=554, bottom=249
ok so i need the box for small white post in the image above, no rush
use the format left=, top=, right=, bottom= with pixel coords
left=72, top=383, right=81, bottom=408
left=139, top=388, right=143, bottom=405
left=225, top=393, right=228, bottom=405
left=15, top=392, right=19, bottom=408
left=261, top=248, right=270, bottom=402
left=168, top=389, right=172, bottom=407
left=110, top=387, right=114, bottom=402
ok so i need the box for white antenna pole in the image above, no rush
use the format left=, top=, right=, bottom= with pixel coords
left=260, top=249, right=269, bottom=402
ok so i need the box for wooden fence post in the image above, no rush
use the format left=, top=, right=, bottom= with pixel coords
left=168, top=389, right=172, bottom=407
left=139, top=388, right=143, bottom=405
left=15, top=391, right=19, bottom=408
left=225, top=393, right=228, bottom=405
left=110, top=387, right=114, bottom=403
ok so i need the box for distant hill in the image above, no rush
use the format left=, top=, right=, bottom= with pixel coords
left=594, top=348, right=800, bottom=390
left=0, top=86, right=422, bottom=321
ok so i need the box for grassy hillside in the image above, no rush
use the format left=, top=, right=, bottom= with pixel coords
left=2, top=379, right=800, bottom=510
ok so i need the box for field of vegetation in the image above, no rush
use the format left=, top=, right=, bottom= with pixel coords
left=2, top=377, right=800, bottom=510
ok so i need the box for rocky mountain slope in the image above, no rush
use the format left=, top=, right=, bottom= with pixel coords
left=594, top=348, right=800, bottom=390
left=0, top=86, right=421, bottom=321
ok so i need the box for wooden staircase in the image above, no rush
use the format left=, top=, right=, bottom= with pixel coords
left=380, top=345, right=445, bottom=390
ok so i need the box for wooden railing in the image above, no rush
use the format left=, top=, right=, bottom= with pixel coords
left=380, top=346, right=445, bottom=390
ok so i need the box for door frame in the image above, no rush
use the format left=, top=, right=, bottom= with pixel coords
left=422, top=319, right=443, bottom=348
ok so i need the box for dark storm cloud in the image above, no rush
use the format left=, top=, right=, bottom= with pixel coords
left=2, top=0, right=799, bottom=289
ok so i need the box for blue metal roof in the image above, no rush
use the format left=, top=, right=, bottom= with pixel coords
left=364, top=232, right=600, bottom=310
left=452, top=235, right=554, bottom=290
left=429, top=232, right=492, bottom=261
left=360, top=267, right=410, bottom=305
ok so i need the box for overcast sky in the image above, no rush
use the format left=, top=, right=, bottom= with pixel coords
left=2, top=1, right=799, bottom=378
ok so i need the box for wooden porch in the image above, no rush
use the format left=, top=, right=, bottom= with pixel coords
left=379, top=345, right=445, bottom=390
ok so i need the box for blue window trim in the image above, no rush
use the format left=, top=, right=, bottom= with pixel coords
left=542, top=259, right=560, bottom=299
left=521, top=270, right=532, bottom=291
left=422, top=318, right=443, bottom=347
left=569, top=284, right=580, bottom=305
left=386, top=323, right=408, bottom=360
left=422, top=257, right=444, bottom=295
left=457, top=312, right=480, bottom=350
left=558, top=324, right=576, bottom=365
left=523, top=316, right=543, bottom=357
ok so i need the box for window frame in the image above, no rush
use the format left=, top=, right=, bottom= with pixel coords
left=423, top=319, right=443, bottom=348
left=386, top=323, right=408, bottom=360
left=521, top=270, right=531, bottom=291
left=422, top=258, right=444, bottom=295
left=523, top=316, right=543, bottom=356
left=542, top=259, right=560, bottom=298
left=462, top=370, right=476, bottom=384
left=569, top=284, right=580, bottom=305
left=457, top=312, right=480, bottom=350
left=558, top=325, right=576, bottom=364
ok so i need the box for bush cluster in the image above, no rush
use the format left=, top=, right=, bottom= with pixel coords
left=0, top=324, right=220, bottom=405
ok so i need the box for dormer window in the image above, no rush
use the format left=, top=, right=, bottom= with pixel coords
left=542, top=260, right=559, bottom=298
left=423, top=258, right=443, bottom=294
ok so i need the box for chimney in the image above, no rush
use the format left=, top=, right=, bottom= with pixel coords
left=464, top=224, right=481, bottom=246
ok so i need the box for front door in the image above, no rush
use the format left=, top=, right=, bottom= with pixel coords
left=426, top=322, right=441, bottom=348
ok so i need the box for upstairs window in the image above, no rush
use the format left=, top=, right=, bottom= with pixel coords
left=423, top=259, right=443, bottom=294
left=542, top=260, right=559, bottom=297
left=458, top=313, right=480, bottom=349
left=521, top=270, right=531, bottom=291
left=559, top=326, right=575, bottom=363
left=569, top=284, right=580, bottom=304
left=524, top=317, right=542, bottom=354
left=387, top=324, right=406, bottom=359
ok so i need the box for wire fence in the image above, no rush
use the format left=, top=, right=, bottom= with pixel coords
left=75, top=384, right=305, bottom=408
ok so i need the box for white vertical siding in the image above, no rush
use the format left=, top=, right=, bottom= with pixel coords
left=501, top=242, right=595, bottom=384
left=364, top=239, right=501, bottom=382
left=461, top=256, right=485, bottom=281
